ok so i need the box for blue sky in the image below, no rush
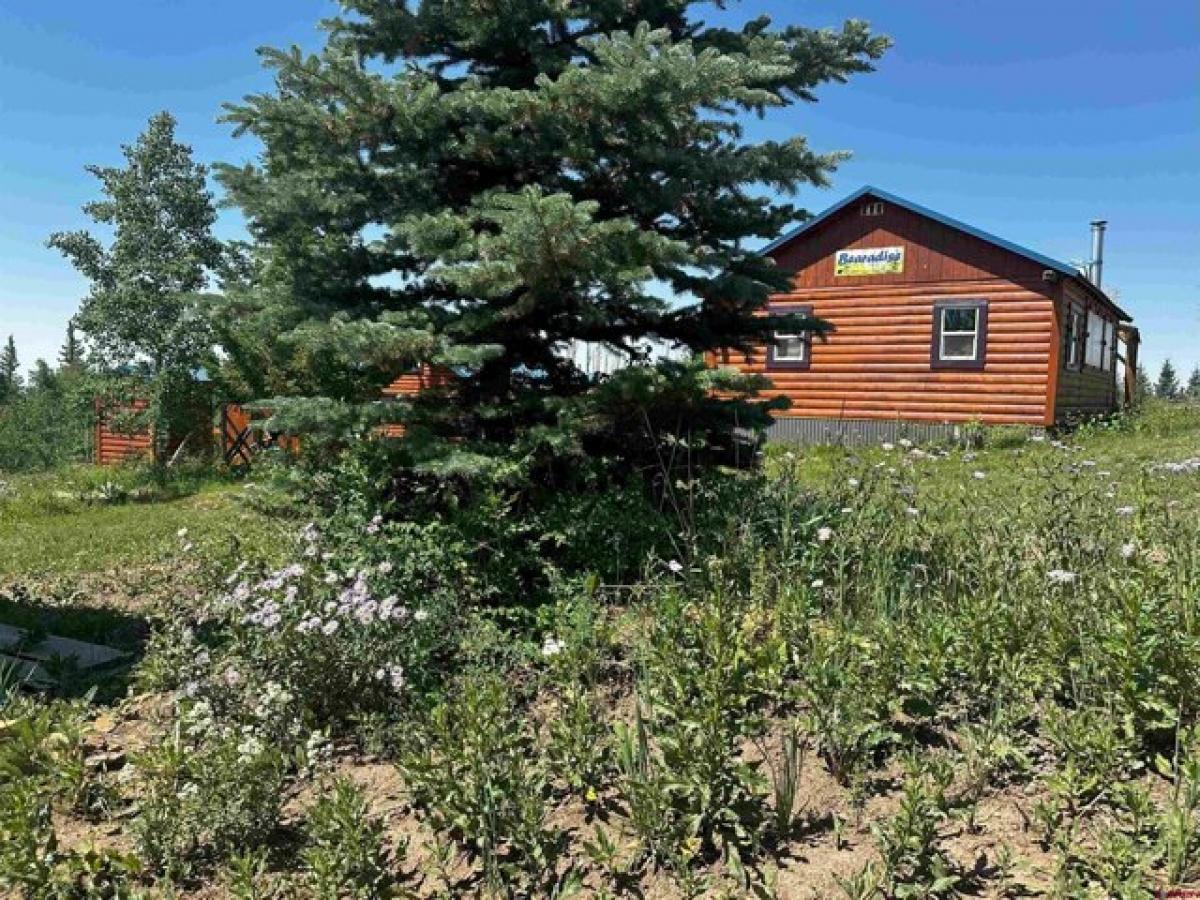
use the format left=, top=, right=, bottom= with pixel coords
left=1, top=0, right=1196, bottom=379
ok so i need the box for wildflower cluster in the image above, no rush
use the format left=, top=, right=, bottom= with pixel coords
left=176, top=515, right=468, bottom=733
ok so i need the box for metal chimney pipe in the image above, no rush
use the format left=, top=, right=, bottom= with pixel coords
left=1089, top=220, right=1107, bottom=287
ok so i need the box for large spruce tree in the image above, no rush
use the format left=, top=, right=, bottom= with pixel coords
left=219, top=2, right=888, bottom=474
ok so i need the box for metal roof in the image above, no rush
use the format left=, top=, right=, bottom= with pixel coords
left=761, top=186, right=1130, bottom=320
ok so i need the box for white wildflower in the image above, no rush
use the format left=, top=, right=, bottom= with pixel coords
left=387, top=665, right=405, bottom=691
left=810, top=578, right=825, bottom=589
left=1046, top=569, right=1079, bottom=585
left=906, top=506, right=920, bottom=517
left=1115, top=506, right=1135, bottom=518
left=667, top=559, right=684, bottom=573
left=899, top=438, right=913, bottom=449
left=1120, top=542, right=1136, bottom=560
left=881, top=442, right=895, bottom=451
left=816, top=526, right=833, bottom=543
left=413, top=609, right=430, bottom=623
left=972, top=470, right=986, bottom=480
left=377, top=560, right=395, bottom=575
left=321, top=619, right=340, bottom=636
left=847, top=478, right=860, bottom=488
left=541, top=636, right=565, bottom=657
left=237, top=735, right=265, bottom=762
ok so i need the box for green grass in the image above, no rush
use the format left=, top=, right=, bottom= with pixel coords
left=0, top=464, right=291, bottom=581
left=3, top=404, right=1200, bottom=897
left=768, top=400, right=1200, bottom=491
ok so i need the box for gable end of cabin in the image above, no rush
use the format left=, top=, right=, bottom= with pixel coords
left=717, top=188, right=1128, bottom=443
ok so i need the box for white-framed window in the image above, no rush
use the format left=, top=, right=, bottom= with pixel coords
left=1085, top=310, right=1106, bottom=368
left=772, top=332, right=807, bottom=362
left=939, top=307, right=980, bottom=359
left=932, top=300, right=987, bottom=369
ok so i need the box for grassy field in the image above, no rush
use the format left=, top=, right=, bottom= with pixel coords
left=2, top=404, right=1199, bottom=899
left=0, top=464, right=290, bottom=585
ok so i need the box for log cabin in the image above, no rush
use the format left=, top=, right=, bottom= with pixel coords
left=714, top=186, right=1135, bottom=444
left=99, top=188, right=1138, bottom=464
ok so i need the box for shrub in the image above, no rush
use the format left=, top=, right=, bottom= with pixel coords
left=871, top=759, right=962, bottom=898
left=147, top=515, right=472, bottom=739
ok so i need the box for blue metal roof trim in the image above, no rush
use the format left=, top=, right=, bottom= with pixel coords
left=759, top=185, right=1130, bottom=320
left=761, top=185, right=1078, bottom=276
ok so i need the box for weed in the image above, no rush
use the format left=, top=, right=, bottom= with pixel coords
left=399, top=675, right=566, bottom=894
left=132, top=724, right=287, bottom=880
left=302, top=777, right=399, bottom=899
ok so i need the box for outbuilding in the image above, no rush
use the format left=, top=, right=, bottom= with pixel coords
left=716, top=186, right=1136, bottom=444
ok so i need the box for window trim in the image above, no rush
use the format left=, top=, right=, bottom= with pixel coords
left=766, top=303, right=813, bottom=371
left=1083, top=305, right=1113, bottom=372
left=930, top=299, right=988, bottom=370
left=1064, top=303, right=1085, bottom=371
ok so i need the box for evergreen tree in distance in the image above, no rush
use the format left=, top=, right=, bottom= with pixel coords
left=0, top=335, right=21, bottom=402
left=1186, top=365, right=1200, bottom=400
left=29, top=359, right=58, bottom=393
left=219, top=2, right=889, bottom=475
left=1156, top=359, right=1180, bottom=400
left=58, top=322, right=83, bottom=371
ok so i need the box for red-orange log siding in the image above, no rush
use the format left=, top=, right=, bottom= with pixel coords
left=378, top=364, right=457, bottom=438
left=718, top=199, right=1070, bottom=426
left=94, top=398, right=154, bottom=465
left=382, top=364, right=457, bottom=398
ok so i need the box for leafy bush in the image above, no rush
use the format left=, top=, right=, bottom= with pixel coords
left=0, top=375, right=94, bottom=473
left=144, top=515, right=472, bottom=738
left=0, top=691, right=144, bottom=897
left=870, top=759, right=962, bottom=899
left=613, top=568, right=779, bottom=881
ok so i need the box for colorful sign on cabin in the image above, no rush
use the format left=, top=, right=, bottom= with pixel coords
left=834, top=245, right=904, bottom=277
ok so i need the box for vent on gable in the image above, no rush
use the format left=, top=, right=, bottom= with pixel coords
left=861, top=201, right=885, bottom=217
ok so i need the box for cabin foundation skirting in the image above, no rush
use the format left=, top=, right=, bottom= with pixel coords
left=765, top=416, right=1043, bottom=447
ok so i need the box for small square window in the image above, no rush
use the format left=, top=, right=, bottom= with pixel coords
left=931, top=300, right=987, bottom=369
left=766, top=304, right=813, bottom=370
